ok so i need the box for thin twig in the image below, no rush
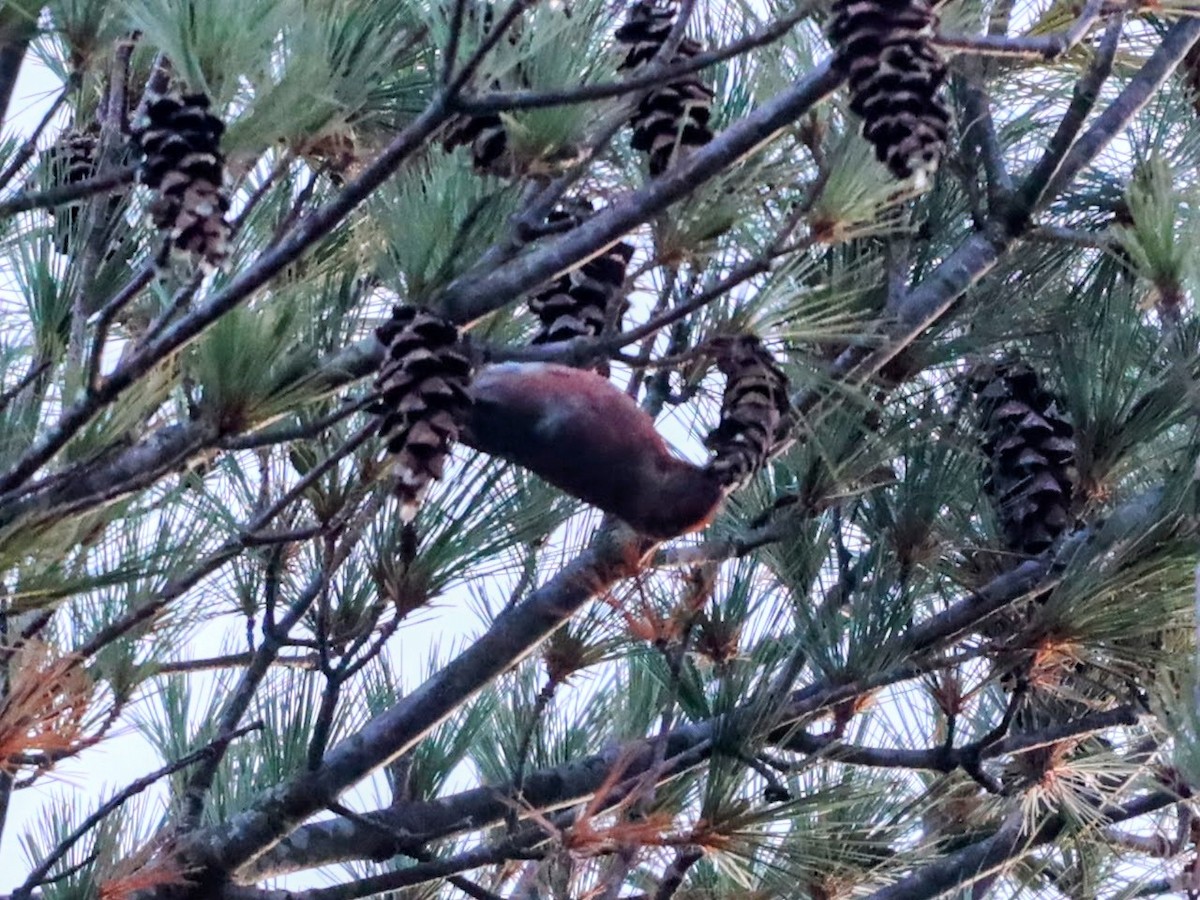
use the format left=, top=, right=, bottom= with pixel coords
left=12, top=723, right=262, bottom=899
left=71, top=421, right=378, bottom=662
left=85, top=264, right=155, bottom=391
left=0, top=7, right=37, bottom=136
left=1014, top=8, right=1126, bottom=216
left=220, top=394, right=376, bottom=450
left=932, top=0, right=1104, bottom=60
left=0, top=89, right=453, bottom=503
left=107, top=32, right=139, bottom=133
left=154, top=652, right=321, bottom=674
left=0, top=359, right=51, bottom=418
left=438, top=60, right=842, bottom=323
left=181, top=573, right=326, bottom=828
left=652, top=847, right=702, bottom=900
left=862, top=789, right=1187, bottom=900
left=0, top=165, right=136, bottom=219
left=441, top=0, right=469, bottom=85
left=457, top=3, right=814, bottom=114
left=0, top=77, right=75, bottom=195
left=326, top=801, right=508, bottom=900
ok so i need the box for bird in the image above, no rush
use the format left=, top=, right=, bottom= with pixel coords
left=462, top=362, right=726, bottom=539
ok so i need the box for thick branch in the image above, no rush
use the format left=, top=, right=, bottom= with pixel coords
left=184, top=526, right=648, bottom=881
left=863, top=790, right=1186, bottom=900
left=0, top=6, right=35, bottom=133
left=437, top=61, right=842, bottom=323
left=241, top=489, right=1159, bottom=880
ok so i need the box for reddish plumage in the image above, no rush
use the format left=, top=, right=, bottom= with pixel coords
left=463, top=363, right=726, bottom=539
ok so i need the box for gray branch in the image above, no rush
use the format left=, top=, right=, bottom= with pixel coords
left=238, top=488, right=1161, bottom=881
left=184, top=526, right=649, bottom=879
left=437, top=61, right=843, bottom=323
left=863, top=790, right=1186, bottom=900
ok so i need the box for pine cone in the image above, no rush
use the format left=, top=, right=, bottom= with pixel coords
left=134, top=90, right=231, bottom=270
left=828, top=0, right=949, bottom=185
left=971, top=361, right=1077, bottom=555
left=43, top=127, right=98, bottom=253
left=615, top=1, right=715, bottom=176
left=43, top=126, right=132, bottom=255
left=528, top=202, right=633, bottom=351
left=442, top=111, right=511, bottom=176
left=614, top=1, right=675, bottom=67
left=704, top=335, right=794, bottom=489
left=374, top=307, right=474, bottom=520
left=442, top=2, right=522, bottom=176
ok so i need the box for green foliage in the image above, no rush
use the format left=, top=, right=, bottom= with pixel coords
left=1110, top=153, right=1200, bottom=312
left=123, top=0, right=291, bottom=102
left=188, top=298, right=322, bottom=432
left=225, top=0, right=431, bottom=156
left=369, top=153, right=522, bottom=303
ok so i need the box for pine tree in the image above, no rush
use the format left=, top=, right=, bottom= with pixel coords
left=0, top=2, right=1199, bottom=900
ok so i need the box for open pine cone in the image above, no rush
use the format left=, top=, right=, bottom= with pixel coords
left=528, top=202, right=633, bottom=356
left=374, top=307, right=474, bottom=520
left=828, top=0, right=949, bottom=185
left=134, top=90, right=232, bottom=270
left=615, top=1, right=715, bottom=176
left=705, top=335, right=795, bottom=489
left=971, top=361, right=1077, bottom=555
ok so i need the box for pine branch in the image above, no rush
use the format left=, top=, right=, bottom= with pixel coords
left=1029, top=223, right=1117, bottom=250
left=0, top=420, right=223, bottom=532
left=70, top=422, right=378, bottom=660
left=1013, top=9, right=1127, bottom=218
left=804, top=17, right=1200, bottom=417
left=0, top=165, right=137, bottom=219
left=0, top=89, right=455, bottom=502
left=932, top=0, right=1105, bottom=61
left=861, top=789, right=1187, bottom=900
left=652, top=847, right=702, bottom=900
left=773, top=704, right=1140, bottom=771
left=457, top=3, right=815, bottom=114
left=956, top=66, right=1013, bottom=206
left=179, top=569, right=326, bottom=829
left=239, top=487, right=1164, bottom=879
left=11, top=723, right=262, bottom=900
left=440, top=0, right=468, bottom=85
left=0, top=332, right=381, bottom=536
left=222, top=840, right=534, bottom=900
left=182, top=524, right=649, bottom=879
left=326, top=801, right=509, bottom=900
left=1036, top=17, right=1200, bottom=205
left=438, top=60, right=843, bottom=323
left=0, top=78, right=75, bottom=195
left=154, top=652, right=321, bottom=674
left=0, top=5, right=35, bottom=135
